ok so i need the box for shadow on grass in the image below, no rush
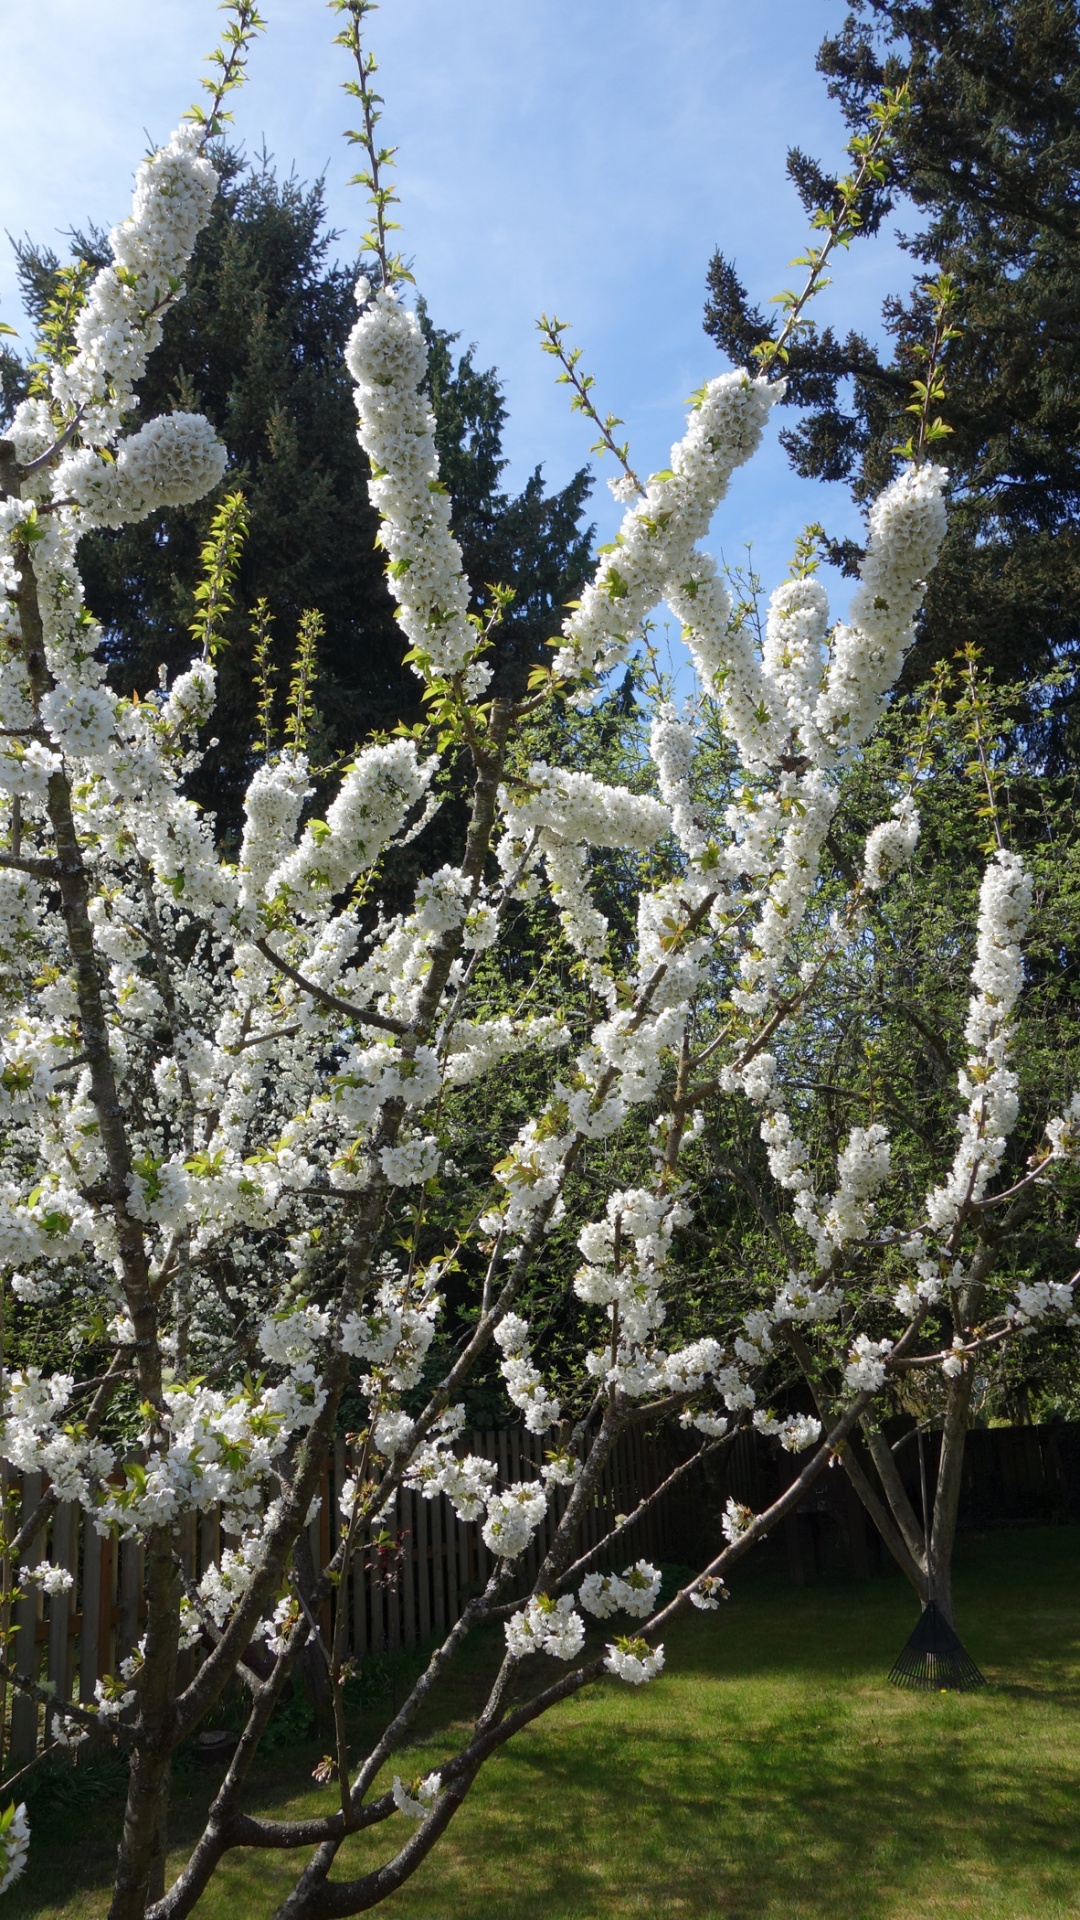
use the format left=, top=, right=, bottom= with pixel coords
left=10, top=1524, right=1080, bottom=1920
left=480, top=1689, right=1079, bottom=1916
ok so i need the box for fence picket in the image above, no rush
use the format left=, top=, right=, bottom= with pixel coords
left=430, top=1492, right=445, bottom=1637
left=445, top=1497, right=458, bottom=1628
left=119, top=1537, right=141, bottom=1663
left=415, top=1489, right=430, bottom=1643
left=458, top=1510, right=471, bottom=1606
left=10, top=1472, right=43, bottom=1769
left=352, top=1525, right=368, bottom=1657
left=402, top=1490, right=416, bottom=1649
left=80, top=1518, right=102, bottom=1721
left=46, top=1500, right=74, bottom=1745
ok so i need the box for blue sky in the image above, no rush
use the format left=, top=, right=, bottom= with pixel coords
left=0, top=0, right=914, bottom=665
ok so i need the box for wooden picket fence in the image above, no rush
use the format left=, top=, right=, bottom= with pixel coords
left=0, top=1420, right=697, bottom=1774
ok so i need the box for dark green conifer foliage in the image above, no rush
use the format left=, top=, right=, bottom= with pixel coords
left=2, top=150, right=592, bottom=832
left=703, top=0, right=1080, bottom=759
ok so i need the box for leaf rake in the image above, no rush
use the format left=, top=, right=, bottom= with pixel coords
left=888, top=1598, right=985, bottom=1691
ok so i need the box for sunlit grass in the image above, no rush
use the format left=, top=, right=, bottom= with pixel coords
left=13, top=1526, right=1080, bottom=1920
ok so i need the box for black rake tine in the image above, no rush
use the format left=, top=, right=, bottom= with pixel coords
left=887, top=1600, right=986, bottom=1693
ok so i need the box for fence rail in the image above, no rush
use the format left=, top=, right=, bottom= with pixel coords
left=0, top=1420, right=697, bottom=1774
left=7, top=1415, right=1071, bottom=1773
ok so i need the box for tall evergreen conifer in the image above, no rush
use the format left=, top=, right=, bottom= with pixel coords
left=703, top=0, right=1080, bottom=758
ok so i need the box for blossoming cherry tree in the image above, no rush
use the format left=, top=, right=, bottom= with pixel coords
left=0, top=6, right=1075, bottom=1915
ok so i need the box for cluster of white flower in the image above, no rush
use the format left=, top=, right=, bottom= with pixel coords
left=762, top=575, right=829, bottom=753
left=481, top=1481, right=548, bottom=1559
left=579, top=1559, right=662, bottom=1619
left=721, top=1497, right=754, bottom=1545
left=1006, top=1280, right=1078, bottom=1327
left=409, top=1446, right=497, bottom=1522
left=540, top=1449, right=581, bottom=1488
left=689, top=1575, right=727, bottom=1611
left=40, top=681, right=118, bottom=761
left=1, top=1370, right=114, bottom=1504
left=758, top=1112, right=891, bottom=1270
left=668, top=563, right=786, bottom=770
left=504, top=764, right=670, bottom=853
left=940, top=1337, right=968, bottom=1380
left=341, top=1269, right=441, bottom=1391
left=380, top=1133, right=441, bottom=1187
left=823, top=1125, right=892, bottom=1252
left=0, top=1804, right=30, bottom=1895
left=90, top=1370, right=323, bottom=1538
left=160, top=659, right=217, bottom=737
left=392, top=1771, right=441, bottom=1820
left=48, top=125, right=218, bottom=439
left=52, top=1713, right=90, bottom=1751
left=485, top=1109, right=577, bottom=1239
left=648, top=705, right=710, bottom=864
left=552, top=371, right=780, bottom=690
left=505, top=1593, right=585, bottom=1661
left=346, top=292, right=482, bottom=689
left=372, top=1408, right=415, bottom=1460
left=441, top=1014, right=569, bottom=1086
left=575, top=1187, right=684, bottom=1392
left=262, top=739, right=434, bottom=914
left=843, top=1334, right=894, bottom=1393
left=892, top=1257, right=945, bottom=1319
left=260, top=1593, right=301, bottom=1659
left=94, top=1670, right=137, bottom=1722
left=326, top=1041, right=441, bottom=1141
left=814, top=465, right=948, bottom=758
left=769, top=1273, right=843, bottom=1329
left=258, top=1304, right=330, bottom=1374
left=493, top=1312, right=561, bottom=1433
left=603, top=1637, right=665, bottom=1686
left=862, top=796, right=920, bottom=891
left=20, top=1561, right=74, bottom=1595
left=752, top=1410, right=823, bottom=1453
left=728, top=772, right=839, bottom=1016
left=193, top=1515, right=280, bottom=1636
left=63, top=413, right=227, bottom=527
left=238, top=757, right=312, bottom=908
left=0, top=868, right=43, bottom=951
left=926, top=850, right=1032, bottom=1233
left=495, top=762, right=676, bottom=999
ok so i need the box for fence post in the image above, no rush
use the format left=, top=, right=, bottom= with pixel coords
left=10, top=1471, right=44, bottom=1768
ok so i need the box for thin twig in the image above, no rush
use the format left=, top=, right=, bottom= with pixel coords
left=254, top=938, right=407, bottom=1035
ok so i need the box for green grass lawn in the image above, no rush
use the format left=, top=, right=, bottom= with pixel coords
left=11, top=1525, right=1080, bottom=1920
